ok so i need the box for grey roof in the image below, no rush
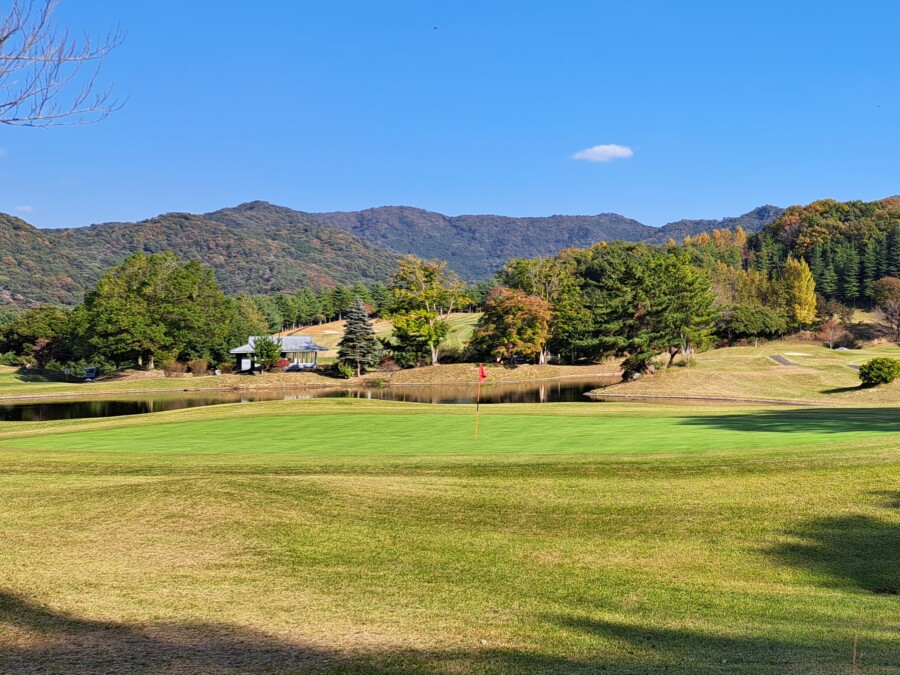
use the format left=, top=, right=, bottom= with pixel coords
left=230, top=335, right=328, bottom=354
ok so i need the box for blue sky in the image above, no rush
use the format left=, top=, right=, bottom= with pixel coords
left=2, top=1, right=899, bottom=228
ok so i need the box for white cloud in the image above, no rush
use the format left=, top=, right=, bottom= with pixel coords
left=15, top=205, right=33, bottom=213
left=571, top=144, right=634, bottom=163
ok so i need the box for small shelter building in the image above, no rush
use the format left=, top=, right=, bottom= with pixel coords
left=230, top=336, right=328, bottom=372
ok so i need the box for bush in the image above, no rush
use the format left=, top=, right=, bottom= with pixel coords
left=187, top=358, right=209, bottom=376
left=377, top=355, right=401, bottom=372
left=335, top=361, right=355, bottom=379
left=858, top=357, right=900, bottom=387
left=0, top=351, right=24, bottom=366
left=164, top=361, right=188, bottom=377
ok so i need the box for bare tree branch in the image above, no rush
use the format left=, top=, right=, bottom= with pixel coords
left=0, top=0, right=123, bottom=127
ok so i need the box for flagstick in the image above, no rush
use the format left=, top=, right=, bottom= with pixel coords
left=474, top=366, right=482, bottom=440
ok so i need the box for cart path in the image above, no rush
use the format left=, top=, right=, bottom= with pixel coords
left=769, top=355, right=798, bottom=366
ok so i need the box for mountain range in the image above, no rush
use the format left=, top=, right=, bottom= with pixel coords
left=0, top=202, right=783, bottom=308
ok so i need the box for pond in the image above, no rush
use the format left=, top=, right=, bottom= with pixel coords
left=0, top=376, right=621, bottom=422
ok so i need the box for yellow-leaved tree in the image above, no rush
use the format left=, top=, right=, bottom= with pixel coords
left=782, top=256, right=817, bottom=328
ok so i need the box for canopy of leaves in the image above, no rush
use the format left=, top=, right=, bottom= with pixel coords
left=577, top=243, right=719, bottom=375
left=471, top=287, right=552, bottom=363
left=74, top=253, right=233, bottom=368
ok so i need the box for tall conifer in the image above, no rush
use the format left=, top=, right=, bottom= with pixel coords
left=337, top=297, right=380, bottom=377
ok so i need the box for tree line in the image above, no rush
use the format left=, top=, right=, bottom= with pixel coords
left=8, top=197, right=900, bottom=380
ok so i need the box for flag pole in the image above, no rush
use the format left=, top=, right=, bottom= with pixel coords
left=474, top=363, right=484, bottom=440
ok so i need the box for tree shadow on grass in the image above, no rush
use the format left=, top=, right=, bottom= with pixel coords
left=820, top=385, right=865, bottom=395
left=679, top=407, right=900, bottom=435
left=768, top=493, right=900, bottom=595
left=0, top=590, right=592, bottom=675
left=551, top=615, right=898, bottom=671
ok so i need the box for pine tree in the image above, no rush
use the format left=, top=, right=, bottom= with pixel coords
left=820, top=265, right=839, bottom=298
left=840, top=247, right=861, bottom=305
left=887, top=225, right=900, bottom=278
left=337, top=297, right=380, bottom=377
left=863, top=241, right=881, bottom=303
left=808, top=245, right=825, bottom=281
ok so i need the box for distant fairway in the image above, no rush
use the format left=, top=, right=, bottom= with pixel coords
left=1, top=399, right=898, bottom=673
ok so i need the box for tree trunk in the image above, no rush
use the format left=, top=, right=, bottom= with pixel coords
left=430, top=344, right=439, bottom=366
left=539, top=349, right=549, bottom=365
left=144, top=353, right=154, bottom=371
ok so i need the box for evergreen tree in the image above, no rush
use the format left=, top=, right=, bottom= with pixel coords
left=819, top=265, right=839, bottom=298
left=840, top=247, right=861, bottom=305
left=808, top=245, right=825, bottom=281
left=351, top=282, right=373, bottom=308
left=863, top=241, right=881, bottom=303
left=337, top=297, right=380, bottom=377
left=887, top=225, right=900, bottom=278
left=368, top=282, right=391, bottom=316
left=294, top=289, right=321, bottom=326
left=330, top=286, right=353, bottom=320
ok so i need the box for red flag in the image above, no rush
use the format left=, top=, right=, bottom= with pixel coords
left=478, top=364, right=487, bottom=382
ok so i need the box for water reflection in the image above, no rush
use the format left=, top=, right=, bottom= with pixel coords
left=0, top=377, right=620, bottom=422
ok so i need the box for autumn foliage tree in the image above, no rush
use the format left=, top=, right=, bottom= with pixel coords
left=498, top=254, right=587, bottom=364
left=388, top=256, right=469, bottom=365
left=471, top=287, right=552, bottom=364
left=781, top=257, right=817, bottom=329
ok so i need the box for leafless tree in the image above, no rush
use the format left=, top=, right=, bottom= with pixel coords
left=877, top=301, right=900, bottom=342
left=0, top=0, right=123, bottom=127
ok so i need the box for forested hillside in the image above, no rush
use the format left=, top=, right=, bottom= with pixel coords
left=0, top=209, right=397, bottom=307
left=0, top=200, right=784, bottom=308
left=754, top=197, right=900, bottom=305
left=302, top=204, right=783, bottom=279
left=645, top=205, right=783, bottom=245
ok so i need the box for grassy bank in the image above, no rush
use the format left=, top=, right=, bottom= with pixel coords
left=596, top=340, right=900, bottom=404
left=0, top=360, right=619, bottom=402
left=1, top=399, right=898, bottom=673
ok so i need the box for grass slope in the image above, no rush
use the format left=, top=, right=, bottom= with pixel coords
left=1, top=399, right=898, bottom=673
left=599, top=339, right=900, bottom=404
left=289, top=312, right=480, bottom=358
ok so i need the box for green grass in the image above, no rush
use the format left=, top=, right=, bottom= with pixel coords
left=1, top=399, right=898, bottom=673
left=6, top=402, right=900, bottom=455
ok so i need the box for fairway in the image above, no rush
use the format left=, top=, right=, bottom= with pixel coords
left=1, top=399, right=899, bottom=673
left=6, top=404, right=900, bottom=455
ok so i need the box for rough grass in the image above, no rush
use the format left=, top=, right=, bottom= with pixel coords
left=289, top=312, right=481, bottom=357
left=598, top=339, right=900, bottom=404
left=0, top=399, right=898, bottom=673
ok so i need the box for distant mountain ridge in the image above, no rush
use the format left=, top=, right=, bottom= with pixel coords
left=300, top=204, right=784, bottom=278
left=0, top=201, right=783, bottom=308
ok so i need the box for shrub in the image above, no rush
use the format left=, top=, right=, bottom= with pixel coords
left=336, top=362, right=355, bottom=379
left=187, top=358, right=209, bottom=376
left=164, top=361, right=188, bottom=377
left=858, top=357, right=900, bottom=387
left=0, top=351, right=24, bottom=366
left=377, top=355, right=401, bottom=372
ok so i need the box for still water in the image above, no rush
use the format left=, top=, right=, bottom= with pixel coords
left=0, top=377, right=621, bottom=422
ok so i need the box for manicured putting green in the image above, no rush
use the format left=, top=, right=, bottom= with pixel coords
left=7, top=408, right=900, bottom=455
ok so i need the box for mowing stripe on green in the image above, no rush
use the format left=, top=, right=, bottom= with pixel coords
left=5, top=410, right=899, bottom=455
